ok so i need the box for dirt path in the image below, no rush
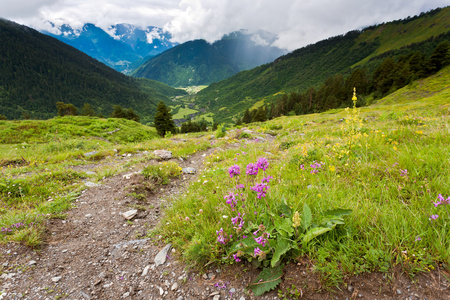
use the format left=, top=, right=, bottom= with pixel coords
left=1, top=143, right=449, bottom=300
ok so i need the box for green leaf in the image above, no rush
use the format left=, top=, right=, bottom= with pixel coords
left=275, top=217, right=294, bottom=237
left=302, top=227, right=332, bottom=244
left=248, top=265, right=283, bottom=296
left=301, top=204, right=312, bottom=231
left=278, top=200, right=293, bottom=218
left=228, top=237, right=258, bottom=253
left=324, top=208, right=352, bottom=218
left=271, top=238, right=292, bottom=267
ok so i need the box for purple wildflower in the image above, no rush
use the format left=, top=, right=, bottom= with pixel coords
left=415, top=236, right=421, bottom=242
left=224, top=192, right=238, bottom=209
left=251, top=182, right=269, bottom=199
left=232, top=254, right=241, bottom=262
left=434, top=194, right=450, bottom=207
left=254, top=235, right=268, bottom=247
left=256, top=158, right=269, bottom=171
left=231, top=213, right=245, bottom=229
left=400, top=169, right=408, bottom=176
left=216, top=228, right=230, bottom=244
left=228, top=165, right=241, bottom=178
left=236, top=184, right=245, bottom=189
left=430, top=214, right=439, bottom=221
left=246, top=163, right=258, bottom=176
left=253, top=247, right=262, bottom=257
left=261, top=176, right=273, bottom=183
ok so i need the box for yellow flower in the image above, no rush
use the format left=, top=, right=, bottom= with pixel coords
left=292, top=211, right=301, bottom=228
left=318, top=194, right=322, bottom=198
left=393, top=146, right=397, bottom=151
left=329, top=165, right=336, bottom=172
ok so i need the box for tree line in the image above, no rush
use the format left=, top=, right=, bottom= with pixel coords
left=237, top=41, right=449, bottom=124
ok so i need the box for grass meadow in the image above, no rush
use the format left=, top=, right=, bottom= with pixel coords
left=0, top=67, right=449, bottom=290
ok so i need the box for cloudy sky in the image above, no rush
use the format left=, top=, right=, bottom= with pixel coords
left=1, top=0, right=448, bottom=51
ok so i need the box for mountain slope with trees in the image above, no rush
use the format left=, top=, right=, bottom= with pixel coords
left=194, top=7, right=450, bottom=123
left=0, top=19, right=186, bottom=123
left=131, top=30, right=286, bottom=87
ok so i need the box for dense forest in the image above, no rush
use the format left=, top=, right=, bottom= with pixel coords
left=0, top=19, right=186, bottom=122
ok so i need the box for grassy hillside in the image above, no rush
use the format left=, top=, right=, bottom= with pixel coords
left=0, top=19, right=186, bottom=121
left=194, top=6, right=450, bottom=123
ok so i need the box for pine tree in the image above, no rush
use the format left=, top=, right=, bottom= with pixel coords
left=154, top=101, right=175, bottom=137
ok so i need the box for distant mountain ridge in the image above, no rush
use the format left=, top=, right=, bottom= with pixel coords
left=193, top=6, right=450, bottom=123
left=41, top=23, right=178, bottom=73
left=131, top=30, right=287, bottom=87
left=0, top=19, right=186, bottom=122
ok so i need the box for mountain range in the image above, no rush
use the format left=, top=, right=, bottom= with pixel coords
left=41, top=23, right=177, bottom=73
left=131, top=30, right=287, bottom=86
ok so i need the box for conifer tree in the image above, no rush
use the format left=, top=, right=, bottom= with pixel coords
left=154, top=101, right=175, bottom=137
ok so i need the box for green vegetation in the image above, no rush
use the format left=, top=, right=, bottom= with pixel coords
left=0, top=19, right=186, bottom=121
left=0, top=115, right=221, bottom=247
left=156, top=69, right=450, bottom=292
left=194, top=7, right=450, bottom=123
left=154, top=101, right=176, bottom=137
left=131, top=31, right=286, bottom=87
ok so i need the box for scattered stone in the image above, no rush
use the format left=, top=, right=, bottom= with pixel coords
left=84, top=151, right=98, bottom=157
left=209, top=292, right=220, bottom=296
left=171, top=282, right=178, bottom=291
left=85, top=214, right=92, bottom=218
left=213, top=295, right=220, bottom=300
left=159, top=287, right=164, bottom=296
left=229, top=288, right=236, bottom=293
left=122, top=210, right=138, bottom=220
left=397, top=289, right=402, bottom=295
left=243, top=130, right=253, bottom=134
left=85, top=181, right=100, bottom=188
left=122, top=292, right=130, bottom=298
left=142, top=265, right=151, bottom=276
left=348, top=285, right=354, bottom=293
left=103, top=283, right=113, bottom=288
left=182, top=167, right=196, bottom=174
left=153, top=150, right=172, bottom=160
left=155, top=244, right=172, bottom=266
left=85, top=171, right=96, bottom=175
left=28, top=260, right=37, bottom=266
left=239, top=297, right=246, bottom=300
left=51, top=276, right=62, bottom=283
left=107, top=128, right=120, bottom=134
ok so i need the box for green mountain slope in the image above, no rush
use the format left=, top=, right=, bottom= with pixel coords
left=131, top=31, right=286, bottom=87
left=195, top=7, right=450, bottom=122
left=0, top=19, right=186, bottom=122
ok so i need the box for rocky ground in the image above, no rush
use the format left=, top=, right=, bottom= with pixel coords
left=1, top=139, right=449, bottom=300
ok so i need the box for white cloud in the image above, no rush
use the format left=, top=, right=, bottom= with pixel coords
left=1, top=0, right=448, bottom=51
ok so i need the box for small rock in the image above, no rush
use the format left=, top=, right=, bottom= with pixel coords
left=153, top=150, right=172, bottom=160
left=159, top=287, right=164, bottom=296
left=239, top=297, right=246, bottom=300
left=122, top=292, right=130, bottom=298
left=213, top=295, right=220, bottom=300
left=229, top=288, right=236, bottom=293
left=85, top=214, right=92, bottom=218
left=122, top=210, right=138, bottom=220
left=397, top=289, right=402, bottom=295
left=202, top=274, right=208, bottom=279
left=171, top=282, right=178, bottom=291
left=51, top=276, right=62, bottom=283
left=28, top=260, right=37, bottom=266
left=154, top=244, right=172, bottom=266
left=84, top=151, right=98, bottom=157
left=209, top=292, right=220, bottom=296
left=142, top=265, right=151, bottom=276
left=348, top=285, right=354, bottom=293
left=182, top=167, right=196, bottom=174
left=84, top=181, right=100, bottom=188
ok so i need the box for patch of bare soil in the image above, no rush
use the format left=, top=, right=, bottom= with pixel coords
left=1, top=140, right=449, bottom=300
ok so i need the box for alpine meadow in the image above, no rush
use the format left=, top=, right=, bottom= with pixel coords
left=0, top=4, right=450, bottom=300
